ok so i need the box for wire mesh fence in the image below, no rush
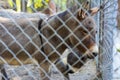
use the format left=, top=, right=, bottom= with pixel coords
left=0, top=0, right=119, bottom=80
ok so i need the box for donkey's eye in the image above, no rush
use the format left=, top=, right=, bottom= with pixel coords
left=82, top=30, right=88, bottom=34
left=96, top=31, right=98, bottom=33
left=88, top=21, right=91, bottom=24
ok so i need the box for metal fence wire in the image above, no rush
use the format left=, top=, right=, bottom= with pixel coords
left=0, top=0, right=119, bottom=80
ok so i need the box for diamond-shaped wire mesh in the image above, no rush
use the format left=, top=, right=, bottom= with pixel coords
left=0, top=0, right=119, bottom=80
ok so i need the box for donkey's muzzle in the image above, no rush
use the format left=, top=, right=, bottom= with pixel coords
left=87, top=44, right=98, bottom=59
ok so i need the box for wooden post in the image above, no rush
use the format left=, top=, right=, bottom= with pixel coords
left=21, top=0, right=27, bottom=12
left=117, top=0, right=120, bottom=29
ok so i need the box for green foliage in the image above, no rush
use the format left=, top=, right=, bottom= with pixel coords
left=117, top=48, right=120, bottom=52
left=8, top=0, right=49, bottom=12
left=8, top=0, right=87, bottom=12
left=54, top=0, right=67, bottom=10
left=78, top=0, right=85, bottom=3
left=7, top=0, right=88, bottom=12
left=16, top=0, right=21, bottom=12
left=28, top=0, right=49, bottom=9
left=34, top=0, right=43, bottom=8
left=8, top=0, right=21, bottom=12
left=8, top=0, right=13, bottom=7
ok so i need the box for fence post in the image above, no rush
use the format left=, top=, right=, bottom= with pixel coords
left=98, top=0, right=116, bottom=80
left=12, top=0, right=17, bottom=11
left=21, top=0, right=27, bottom=12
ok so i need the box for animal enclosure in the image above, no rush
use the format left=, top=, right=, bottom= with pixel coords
left=0, top=0, right=119, bottom=80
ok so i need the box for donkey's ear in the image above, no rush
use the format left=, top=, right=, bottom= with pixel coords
left=88, top=7, right=99, bottom=16
left=78, top=1, right=90, bottom=20
left=82, top=0, right=90, bottom=10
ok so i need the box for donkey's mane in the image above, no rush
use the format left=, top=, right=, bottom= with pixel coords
left=46, top=5, right=80, bottom=22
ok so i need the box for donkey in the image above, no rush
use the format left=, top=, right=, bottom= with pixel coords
left=39, top=2, right=99, bottom=80
left=0, top=2, right=99, bottom=80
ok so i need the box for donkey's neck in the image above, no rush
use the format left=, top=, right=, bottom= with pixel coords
left=41, top=5, right=79, bottom=30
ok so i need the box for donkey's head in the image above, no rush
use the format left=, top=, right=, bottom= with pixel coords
left=40, top=1, right=99, bottom=79
left=67, top=2, right=99, bottom=59
left=51, top=2, right=99, bottom=76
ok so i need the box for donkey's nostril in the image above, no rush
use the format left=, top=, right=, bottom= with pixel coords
left=92, top=52, right=98, bottom=57
left=87, top=52, right=98, bottom=59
